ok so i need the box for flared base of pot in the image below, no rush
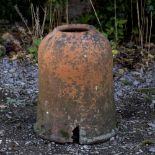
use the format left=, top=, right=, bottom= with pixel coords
left=34, top=123, right=116, bottom=144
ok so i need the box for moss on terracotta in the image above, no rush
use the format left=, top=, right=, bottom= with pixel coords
left=60, top=129, right=69, bottom=139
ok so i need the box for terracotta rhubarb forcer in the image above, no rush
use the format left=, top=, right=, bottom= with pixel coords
left=35, top=24, right=116, bottom=144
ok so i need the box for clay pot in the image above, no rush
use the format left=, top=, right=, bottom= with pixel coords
left=35, top=24, right=116, bottom=144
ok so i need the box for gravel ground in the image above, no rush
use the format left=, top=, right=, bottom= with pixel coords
left=0, top=56, right=155, bottom=155
left=0, top=57, right=38, bottom=105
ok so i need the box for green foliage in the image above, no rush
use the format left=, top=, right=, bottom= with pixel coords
left=0, top=45, right=6, bottom=57
left=141, top=139, right=155, bottom=146
left=98, top=0, right=128, bottom=43
left=105, top=18, right=127, bottom=42
left=110, top=41, right=119, bottom=56
left=146, top=0, right=155, bottom=14
left=49, top=0, right=67, bottom=4
left=28, top=38, right=41, bottom=59
left=121, top=80, right=132, bottom=86
left=132, top=27, right=139, bottom=36
left=0, top=0, right=30, bottom=21
left=112, top=49, right=119, bottom=56
left=137, top=88, right=155, bottom=95
left=0, top=0, right=155, bottom=45
left=76, top=0, right=129, bottom=44
left=77, top=14, right=94, bottom=24
left=144, top=95, right=153, bottom=103
left=47, top=0, right=67, bottom=8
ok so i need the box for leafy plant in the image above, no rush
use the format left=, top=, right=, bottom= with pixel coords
left=146, top=0, right=155, bottom=14
left=105, top=18, right=127, bottom=42
left=77, top=14, right=94, bottom=24
left=28, top=38, right=41, bottom=60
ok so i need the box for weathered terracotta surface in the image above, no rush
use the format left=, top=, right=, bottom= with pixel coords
left=35, top=24, right=116, bottom=144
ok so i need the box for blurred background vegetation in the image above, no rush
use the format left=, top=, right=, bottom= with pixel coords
left=0, top=0, right=154, bottom=48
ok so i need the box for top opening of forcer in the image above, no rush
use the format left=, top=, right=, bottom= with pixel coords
left=59, top=27, right=89, bottom=33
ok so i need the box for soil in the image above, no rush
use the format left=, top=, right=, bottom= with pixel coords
left=0, top=56, right=155, bottom=155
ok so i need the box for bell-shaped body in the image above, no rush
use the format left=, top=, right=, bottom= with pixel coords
left=35, top=24, right=116, bottom=144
